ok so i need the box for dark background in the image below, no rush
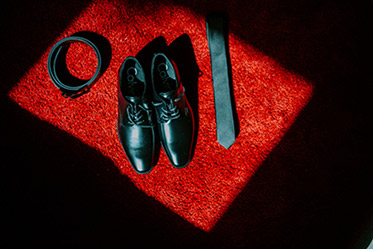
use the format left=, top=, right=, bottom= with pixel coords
left=1, top=0, right=371, bottom=248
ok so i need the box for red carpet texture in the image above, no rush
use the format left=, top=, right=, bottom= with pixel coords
left=2, top=0, right=371, bottom=249
left=9, top=0, right=314, bottom=231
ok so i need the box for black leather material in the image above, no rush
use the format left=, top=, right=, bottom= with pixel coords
left=151, top=53, right=195, bottom=168
left=47, top=33, right=104, bottom=99
left=117, top=56, right=160, bottom=174
left=206, top=13, right=237, bottom=149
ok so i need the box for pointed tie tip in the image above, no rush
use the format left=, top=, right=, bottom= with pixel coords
left=218, top=137, right=235, bottom=150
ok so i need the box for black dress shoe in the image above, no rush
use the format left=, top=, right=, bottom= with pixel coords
left=117, top=56, right=160, bottom=174
left=151, top=53, right=195, bottom=168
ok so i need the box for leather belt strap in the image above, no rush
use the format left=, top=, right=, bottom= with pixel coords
left=206, top=13, right=236, bottom=149
left=47, top=35, right=103, bottom=99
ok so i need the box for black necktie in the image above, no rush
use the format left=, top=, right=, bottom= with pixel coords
left=206, top=13, right=236, bottom=149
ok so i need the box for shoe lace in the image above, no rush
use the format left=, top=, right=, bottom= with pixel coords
left=127, top=104, right=148, bottom=125
left=160, top=101, right=180, bottom=121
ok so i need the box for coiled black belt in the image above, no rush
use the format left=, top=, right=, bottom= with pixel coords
left=47, top=34, right=103, bottom=99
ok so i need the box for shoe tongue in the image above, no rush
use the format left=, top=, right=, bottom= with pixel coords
left=159, top=90, right=176, bottom=100
left=125, top=95, right=142, bottom=103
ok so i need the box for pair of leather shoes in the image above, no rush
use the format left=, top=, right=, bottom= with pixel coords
left=117, top=53, right=195, bottom=174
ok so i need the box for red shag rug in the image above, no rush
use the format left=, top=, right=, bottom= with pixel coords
left=3, top=0, right=369, bottom=248
left=9, top=0, right=313, bottom=231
